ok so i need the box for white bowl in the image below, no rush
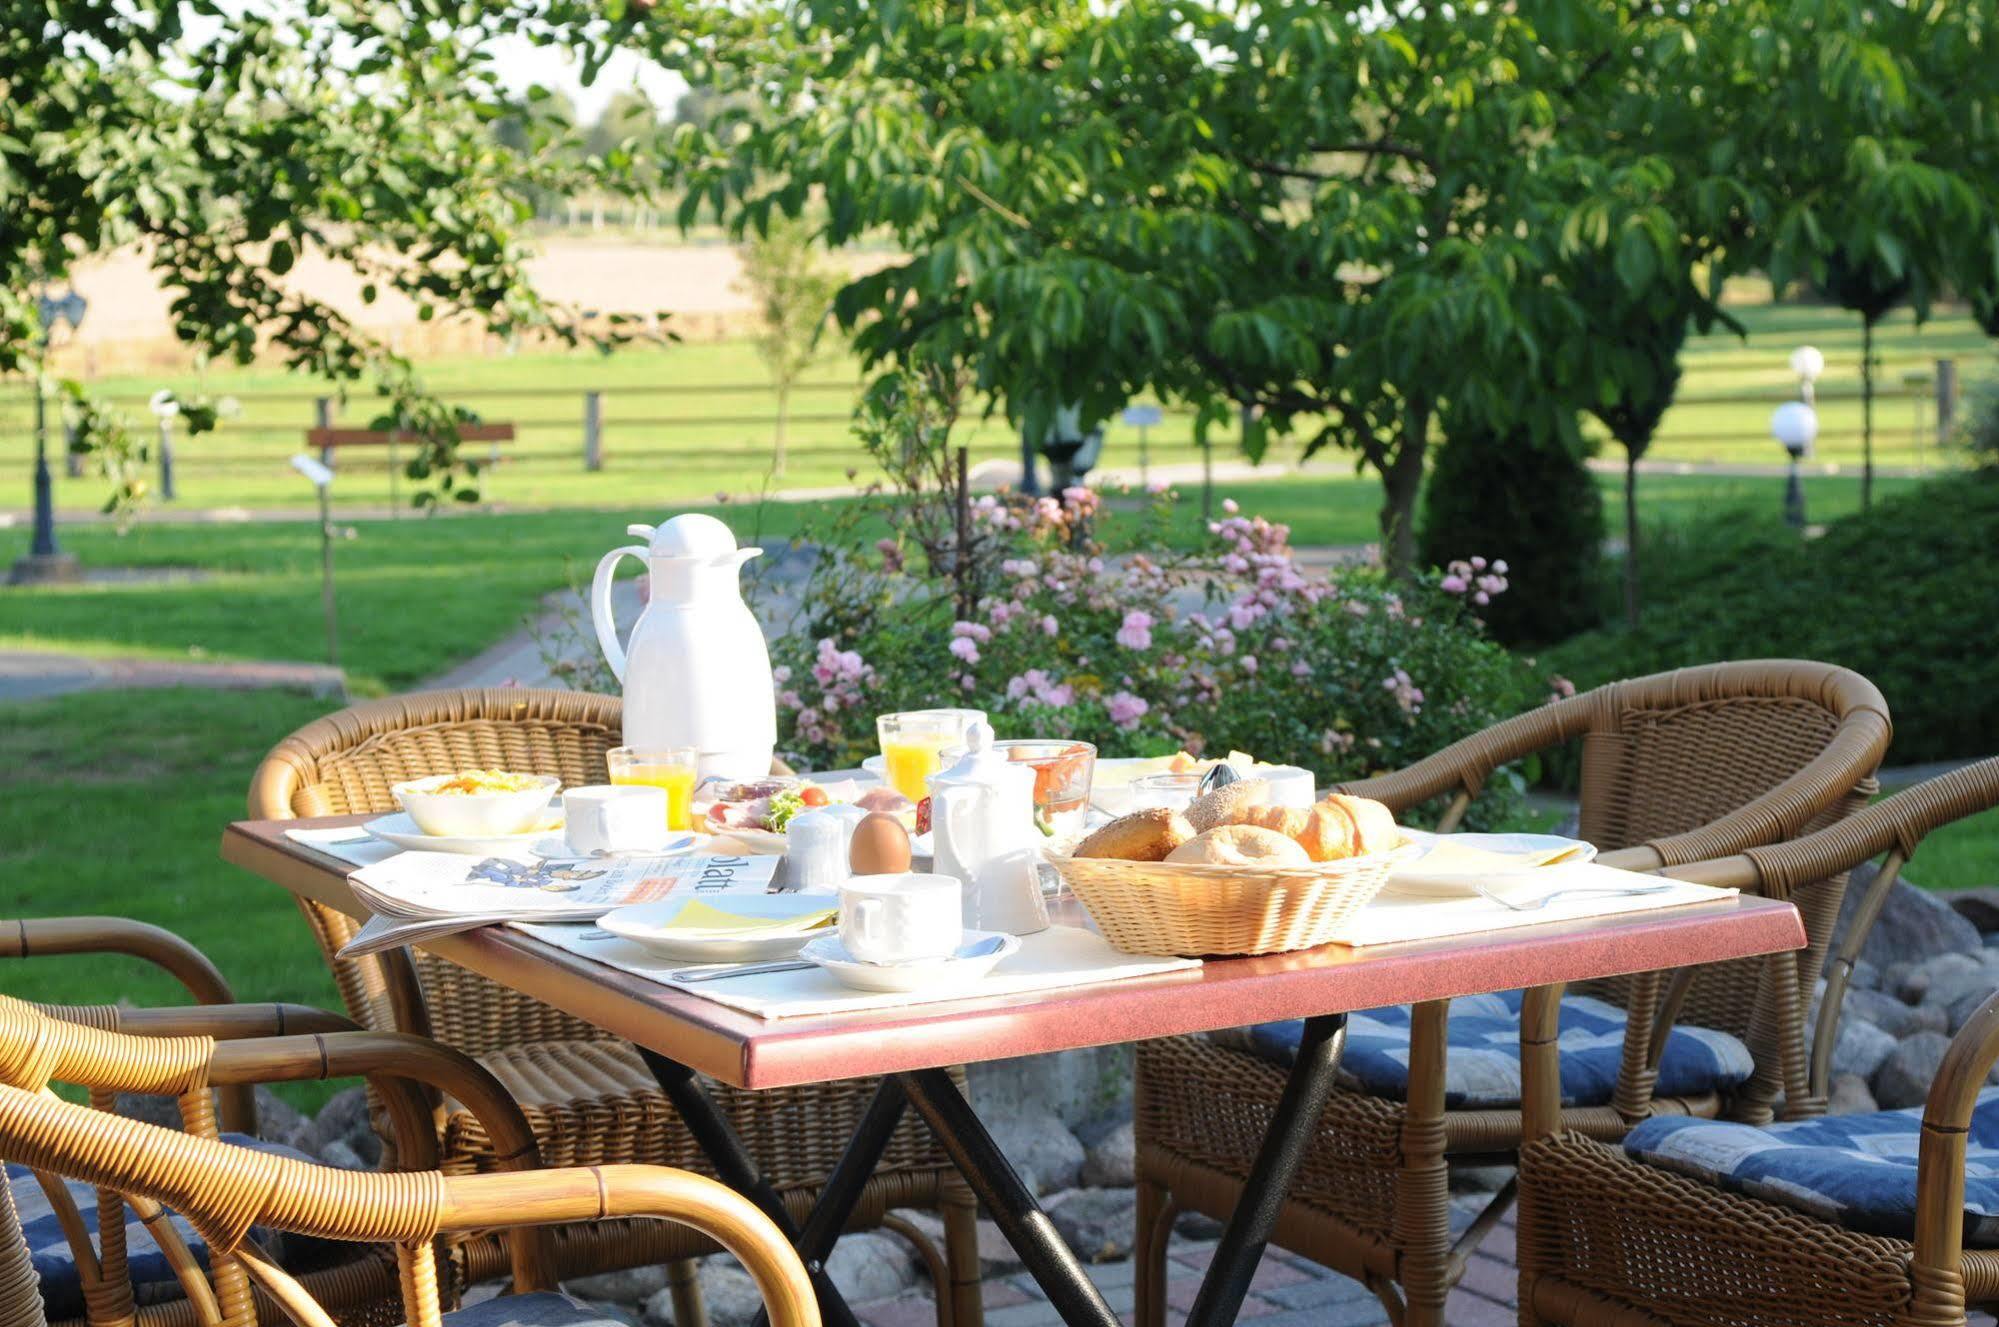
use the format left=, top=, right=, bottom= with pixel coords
left=392, top=773, right=562, bottom=838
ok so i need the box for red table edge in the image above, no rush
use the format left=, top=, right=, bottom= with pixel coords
left=222, top=818, right=1807, bottom=1090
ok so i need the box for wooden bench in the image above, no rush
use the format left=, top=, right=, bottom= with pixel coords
left=305, top=424, right=515, bottom=507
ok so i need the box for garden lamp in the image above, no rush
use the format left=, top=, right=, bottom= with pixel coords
left=8, top=286, right=87, bottom=586
left=1771, top=400, right=1818, bottom=530
left=149, top=390, right=181, bottom=501
left=1790, top=345, right=1825, bottom=406
left=290, top=454, right=341, bottom=669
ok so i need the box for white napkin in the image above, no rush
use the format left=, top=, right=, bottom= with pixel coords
left=1333, top=862, right=1736, bottom=946
left=284, top=825, right=399, bottom=869
left=513, top=921, right=1201, bottom=1019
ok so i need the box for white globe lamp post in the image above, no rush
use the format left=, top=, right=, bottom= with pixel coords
left=1771, top=401, right=1819, bottom=529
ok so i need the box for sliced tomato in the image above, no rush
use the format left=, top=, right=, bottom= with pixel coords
left=800, top=785, right=830, bottom=807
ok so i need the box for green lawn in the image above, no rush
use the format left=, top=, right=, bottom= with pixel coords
left=3, top=297, right=1991, bottom=514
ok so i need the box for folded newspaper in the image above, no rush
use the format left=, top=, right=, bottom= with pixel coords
left=340, top=851, right=782, bottom=957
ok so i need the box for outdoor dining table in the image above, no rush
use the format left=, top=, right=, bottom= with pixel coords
left=222, top=814, right=1806, bottom=1327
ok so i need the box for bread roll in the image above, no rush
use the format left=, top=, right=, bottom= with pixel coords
left=1292, top=802, right=1361, bottom=862
left=1074, top=808, right=1196, bottom=862
left=1166, top=824, right=1312, bottom=868
left=1323, top=794, right=1400, bottom=855
left=1245, top=804, right=1310, bottom=839
left=1185, top=777, right=1273, bottom=833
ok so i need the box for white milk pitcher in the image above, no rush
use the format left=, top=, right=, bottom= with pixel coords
left=591, top=513, right=776, bottom=781
left=927, top=722, right=1045, bottom=932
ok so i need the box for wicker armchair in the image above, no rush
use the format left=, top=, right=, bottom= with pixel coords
left=247, top=688, right=979, bottom=1326
left=1517, top=755, right=1999, bottom=1327
left=1133, top=660, right=1892, bottom=1327
left=0, top=1005, right=817, bottom=1327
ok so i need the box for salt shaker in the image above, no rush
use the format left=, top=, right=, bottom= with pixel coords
left=785, top=808, right=850, bottom=891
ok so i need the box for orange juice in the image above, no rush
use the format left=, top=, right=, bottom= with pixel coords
left=609, top=762, right=697, bottom=830
left=881, top=734, right=955, bottom=802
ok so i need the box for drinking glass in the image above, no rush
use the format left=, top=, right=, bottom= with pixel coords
left=1130, top=771, right=1203, bottom=812
left=876, top=709, right=985, bottom=801
left=944, top=739, right=1097, bottom=841
left=606, top=745, right=699, bottom=831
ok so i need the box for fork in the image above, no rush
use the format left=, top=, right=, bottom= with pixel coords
left=1471, top=881, right=1681, bottom=913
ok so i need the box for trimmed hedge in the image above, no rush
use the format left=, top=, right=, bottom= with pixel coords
left=1546, top=475, right=1999, bottom=764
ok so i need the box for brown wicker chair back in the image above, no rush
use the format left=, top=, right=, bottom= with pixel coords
left=249, top=689, right=623, bottom=1054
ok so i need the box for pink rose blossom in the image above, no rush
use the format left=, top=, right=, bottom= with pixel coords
left=1106, top=691, right=1150, bottom=730
left=948, top=636, right=981, bottom=664
left=1116, top=610, right=1154, bottom=650
left=1040, top=615, right=1059, bottom=637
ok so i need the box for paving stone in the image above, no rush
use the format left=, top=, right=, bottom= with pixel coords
left=1048, top=1187, right=1139, bottom=1262
left=984, top=1298, right=1071, bottom=1327
left=1442, top=1292, right=1520, bottom=1326
left=983, top=1281, right=1032, bottom=1309
left=1085, top=1260, right=1138, bottom=1290
left=1233, top=1294, right=1280, bottom=1318
left=1454, top=1252, right=1518, bottom=1304
left=1260, top=1273, right=1378, bottom=1310
left=1242, top=1303, right=1391, bottom=1327
left=854, top=1290, right=940, bottom=1327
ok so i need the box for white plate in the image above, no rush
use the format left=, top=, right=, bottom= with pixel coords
left=800, top=931, right=1018, bottom=994
left=364, top=810, right=562, bottom=857
left=531, top=834, right=698, bottom=861
left=598, top=895, right=838, bottom=962
left=1385, top=831, right=1598, bottom=897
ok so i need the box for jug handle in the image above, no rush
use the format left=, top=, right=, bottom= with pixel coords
left=937, top=785, right=988, bottom=880
left=591, top=544, right=648, bottom=683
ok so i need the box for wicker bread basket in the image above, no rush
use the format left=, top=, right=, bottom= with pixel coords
left=1048, top=844, right=1415, bottom=956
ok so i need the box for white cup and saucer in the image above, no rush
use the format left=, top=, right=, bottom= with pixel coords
left=801, top=873, right=1019, bottom=993
left=533, top=785, right=695, bottom=860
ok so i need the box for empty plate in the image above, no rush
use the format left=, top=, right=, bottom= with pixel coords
left=364, top=810, right=560, bottom=857
left=599, top=895, right=839, bottom=963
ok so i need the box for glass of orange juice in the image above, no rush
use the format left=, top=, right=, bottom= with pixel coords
left=876, top=709, right=985, bottom=802
left=606, top=746, right=699, bottom=831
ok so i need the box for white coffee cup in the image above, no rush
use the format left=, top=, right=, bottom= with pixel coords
left=564, top=784, right=667, bottom=855
left=840, top=873, right=962, bottom=965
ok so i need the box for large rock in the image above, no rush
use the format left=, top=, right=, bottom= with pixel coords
left=1839, top=986, right=1948, bottom=1039
left=825, top=1232, right=919, bottom=1303
left=967, top=1047, right=1135, bottom=1128
left=974, top=1219, right=1024, bottom=1278
left=114, top=1092, right=189, bottom=1130
left=984, top=1110, right=1084, bottom=1196
left=252, top=1087, right=310, bottom=1150
left=1830, top=863, right=1982, bottom=977
left=1828, top=1016, right=1898, bottom=1083
left=297, top=1087, right=383, bottom=1167
left=1827, top=1073, right=1879, bottom=1116
left=1872, top=1031, right=1953, bottom=1110
left=1948, top=888, right=1999, bottom=934
left=1079, top=1119, right=1136, bottom=1189
left=1914, top=952, right=1998, bottom=1014
left=567, top=1265, right=670, bottom=1306
left=1048, top=1188, right=1139, bottom=1263
left=644, top=1261, right=761, bottom=1327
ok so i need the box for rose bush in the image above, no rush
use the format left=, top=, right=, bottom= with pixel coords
left=771, top=480, right=1542, bottom=821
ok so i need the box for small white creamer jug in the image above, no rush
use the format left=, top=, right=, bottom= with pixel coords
left=591, top=513, right=776, bottom=781
left=927, top=721, right=1045, bottom=932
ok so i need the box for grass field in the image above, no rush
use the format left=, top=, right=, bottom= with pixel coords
left=1, top=298, right=1991, bottom=514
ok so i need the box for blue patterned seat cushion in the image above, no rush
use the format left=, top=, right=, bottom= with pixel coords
left=447, top=1292, right=638, bottom=1325
left=1624, top=1087, right=1999, bottom=1245
left=1214, top=990, right=1754, bottom=1110
left=8, top=1132, right=318, bottom=1318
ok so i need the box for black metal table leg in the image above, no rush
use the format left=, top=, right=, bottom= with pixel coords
left=640, top=1049, right=907, bottom=1327
left=1183, top=1012, right=1348, bottom=1327
left=899, top=1067, right=1121, bottom=1327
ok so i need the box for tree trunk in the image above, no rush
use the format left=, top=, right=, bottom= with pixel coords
left=1623, top=447, right=1641, bottom=627
left=1861, top=318, right=1875, bottom=509
left=773, top=384, right=790, bottom=477
left=1378, top=436, right=1426, bottom=580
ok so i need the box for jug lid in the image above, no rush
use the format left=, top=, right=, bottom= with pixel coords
left=635, top=513, right=747, bottom=561
left=928, top=721, right=1030, bottom=792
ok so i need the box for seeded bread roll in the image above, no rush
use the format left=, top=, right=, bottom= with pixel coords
left=1074, top=808, right=1197, bottom=862
left=1185, top=777, right=1273, bottom=833
left=1165, top=824, right=1312, bottom=867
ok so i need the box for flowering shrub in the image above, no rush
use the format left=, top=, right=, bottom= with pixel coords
left=770, top=484, right=1540, bottom=816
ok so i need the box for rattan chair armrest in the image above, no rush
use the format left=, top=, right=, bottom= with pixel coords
left=35, top=1002, right=359, bottom=1041
left=438, top=1165, right=818, bottom=1327
left=2, top=917, right=236, bottom=1006
left=1333, top=691, right=1599, bottom=815
left=1914, top=992, right=1999, bottom=1278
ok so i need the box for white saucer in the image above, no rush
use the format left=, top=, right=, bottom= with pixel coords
left=530, top=834, right=698, bottom=861
left=799, top=931, right=1018, bottom=994
left=599, top=895, right=837, bottom=962
left=364, top=811, right=561, bottom=857
left=1385, top=831, right=1598, bottom=897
